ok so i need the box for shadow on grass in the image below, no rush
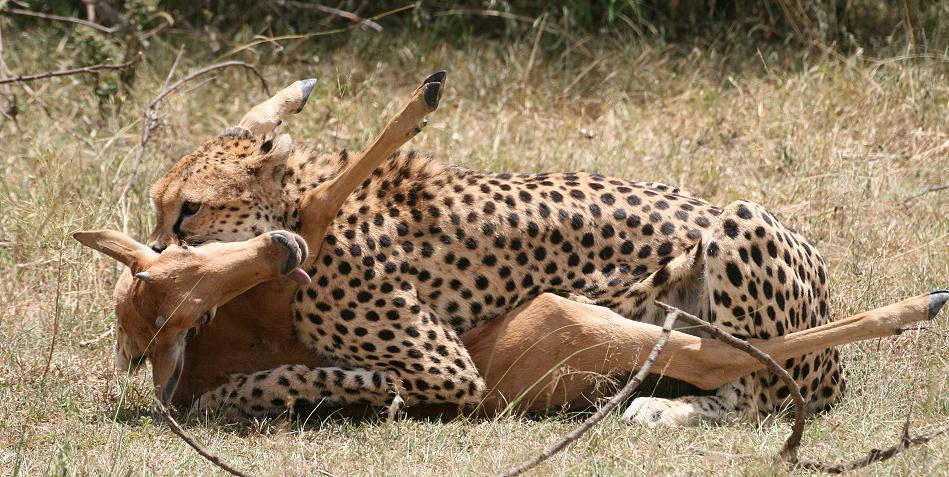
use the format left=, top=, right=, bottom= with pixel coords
left=107, top=373, right=716, bottom=435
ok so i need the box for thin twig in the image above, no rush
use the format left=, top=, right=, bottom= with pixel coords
left=280, top=1, right=382, bottom=31
left=498, top=309, right=680, bottom=477
left=795, top=414, right=947, bottom=473
left=0, top=7, right=118, bottom=34
left=40, top=243, right=65, bottom=380
left=435, top=8, right=566, bottom=35
left=154, top=401, right=255, bottom=477
left=116, top=59, right=271, bottom=201
left=222, top=4, right=413, bottom=58
left=160, top=46, right=186, bottom=93
left=78, top=327, right=114, bottom=347
left=0, top=20, right=17, bottom=126
left=176, top=75, right=217, bottom=98
left=150, top=61, right=271, bottom=108
left=904, top=183, right=948, bottom=203
left=0, top=51, right=140, bottom=84
left=655, top=301, right=805, bottom=460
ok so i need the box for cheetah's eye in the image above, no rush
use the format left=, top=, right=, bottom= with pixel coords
left=181, top=201, right=201, bottom=216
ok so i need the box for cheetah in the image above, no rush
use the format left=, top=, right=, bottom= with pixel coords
left=84, top=72, right=948, bottom=426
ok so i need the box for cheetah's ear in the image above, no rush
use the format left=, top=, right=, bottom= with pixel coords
left=237, top=79, right=317, bottom=135
left=256, top=133, right=293, bottom=163
left=73, top=230, right=158, bottom=273
left=245, top=133, right=294, bottom=180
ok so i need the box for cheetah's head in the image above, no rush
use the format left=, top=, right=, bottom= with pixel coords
left=147, top=129, right=297, bottom=249
left=147, top=79, right=317, bottom=251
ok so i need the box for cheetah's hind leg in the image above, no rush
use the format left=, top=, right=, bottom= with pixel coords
left=623, top=200, right=840, bottom=427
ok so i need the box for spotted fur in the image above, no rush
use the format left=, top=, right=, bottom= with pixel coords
left=149, top=132, right=844, bottom=424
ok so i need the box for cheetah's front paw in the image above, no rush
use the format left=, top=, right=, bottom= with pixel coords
left=196, top=389, right=223, bottom=411
left=621, top=397, right=696, bottom=427
left=195, top=386, right=243, bottom=421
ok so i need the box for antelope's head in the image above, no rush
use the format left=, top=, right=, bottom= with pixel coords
left=74, top=229, right=310, bottom=405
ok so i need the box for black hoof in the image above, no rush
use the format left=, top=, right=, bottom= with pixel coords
left=423, top=70, right=447, bottom=85
left=928, top=290, right=949, bottom=319
left=297, top=78, right=317, bottom=113
left=424, top=82, right=442, bottom=111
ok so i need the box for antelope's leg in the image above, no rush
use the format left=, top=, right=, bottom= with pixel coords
left=461, top=291, right=948, bottom=415
left=237, top=79, right=317, bottom=135
left=462, top=293, right=739, bottom=414
left=299, top=72, right=445, bottom=258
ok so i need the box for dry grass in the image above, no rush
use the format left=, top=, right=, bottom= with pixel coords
left=1, top=27, right=947, bottom=476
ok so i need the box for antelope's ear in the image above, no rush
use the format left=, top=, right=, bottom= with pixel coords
left=73, top=230, right=158, bottom=272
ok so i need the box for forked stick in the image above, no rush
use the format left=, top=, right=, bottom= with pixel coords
left=298, top=71, right=445, bottom=263
left=655, top=301, right=805, bottom=460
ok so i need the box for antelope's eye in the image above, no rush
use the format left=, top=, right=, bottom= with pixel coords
left=181, top=201, right=201, bottom=216
left=260, top=140, right=273, bottom=153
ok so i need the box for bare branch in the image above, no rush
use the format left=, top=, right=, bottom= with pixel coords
left=498, top=308, right=680, bottom=477
left=222, top=4, right=414, bottom=58
left=435, top=8, right=567, bottom=35
left=160, top=46, right=186, bottom=93
left=149, top=61, right=271, bottom=109
left=117, top=59, right=271, bottom=201
left=40, top=244, right=65, bottom=380
left=280, top=1, right=382, bottom=31
left=154, top=401, right=255, bottom=477
left=0, top=7, right=118, bottom=34
left=0, top=52, right=141, bottom=85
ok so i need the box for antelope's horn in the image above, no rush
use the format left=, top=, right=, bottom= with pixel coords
left=237, top=79, right=317, bottom=135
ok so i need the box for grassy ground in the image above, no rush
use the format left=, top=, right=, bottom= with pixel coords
left=1, top=25, right=947, bottom=476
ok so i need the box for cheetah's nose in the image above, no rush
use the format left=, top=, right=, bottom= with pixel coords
left=150, top=244, right=167, bottom=253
